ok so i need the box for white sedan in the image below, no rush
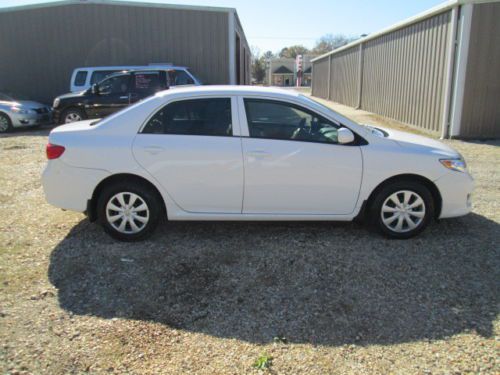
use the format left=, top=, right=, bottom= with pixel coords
left=42, top=86, right=473, bottom=241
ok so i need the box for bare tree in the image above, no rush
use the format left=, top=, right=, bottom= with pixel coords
left=279, top=45, right=310, bottom=59
left=312, top=34, right=357, bottom=55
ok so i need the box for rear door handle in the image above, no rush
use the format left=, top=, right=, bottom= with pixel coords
left=143, top=146, right=164, bottom=155
left=247, top=150, right=271, bottom=158
left=119, top=96, right=128, bottom=100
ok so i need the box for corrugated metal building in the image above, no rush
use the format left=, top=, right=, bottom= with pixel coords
left=0, top=0, right=251, bottom=104
left=311, top=0, right=500, bottom=139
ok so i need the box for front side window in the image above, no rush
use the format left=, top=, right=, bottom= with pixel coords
left=244, top=99, right=340, bottom=144
left=168, top=69, right=194, bottom=86
left=74, top=71, right=88, bottom=86
left=98, top=75, right=130, bottom=95
left=142, top=98, right=232, bottom=136
left=91, top=70, right=120, bottom=85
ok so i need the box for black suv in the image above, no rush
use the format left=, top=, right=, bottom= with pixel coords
left=52, top=70, right=173, bottom=124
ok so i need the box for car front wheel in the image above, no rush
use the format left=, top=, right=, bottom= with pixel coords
left=61, top=108, right=86, bottom=124
left=371, top=180, right=434, bottom=239
left=0, top=113, right=12, bottom=133
left=97, top=181, right=162, bottom=241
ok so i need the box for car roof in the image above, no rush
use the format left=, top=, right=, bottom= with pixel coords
left=75, top=65, right=188, bottom=71
left=156, top=85, right=302, bottom=98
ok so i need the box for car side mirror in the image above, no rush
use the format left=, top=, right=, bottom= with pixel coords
left=91, top=84, right=99, bottom=95
left=337, top=128, right=355, bottom=144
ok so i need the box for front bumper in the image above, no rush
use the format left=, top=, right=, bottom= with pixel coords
left=434, top=170, right=474, bottom=219
left=11, top=111, right=52, bottom=128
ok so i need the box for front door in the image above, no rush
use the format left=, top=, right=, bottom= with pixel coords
left=241, top=98, right=363, bottom=215
left=133, top=97, right=244, bottom=213
left=85, top=74, right=131, bottom=118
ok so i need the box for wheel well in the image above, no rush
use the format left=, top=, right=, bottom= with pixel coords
left=0, top=111, right=11, bottom=120
left=87, top=173, right=166, bottom=222
left=364, top=174, right=442, bottom=219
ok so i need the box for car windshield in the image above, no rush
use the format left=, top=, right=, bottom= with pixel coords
left=187, top=69, right=201, bottom=84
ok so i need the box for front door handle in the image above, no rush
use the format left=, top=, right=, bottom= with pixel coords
left=119, top=96, right=128, bottom=100
left=143, top=146, right=164, bottom=155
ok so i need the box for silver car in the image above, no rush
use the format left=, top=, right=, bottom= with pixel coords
left=0, top=93, right=52, bottom=133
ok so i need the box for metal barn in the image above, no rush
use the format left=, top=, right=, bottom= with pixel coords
left=311, top=0, right=500, bottom=139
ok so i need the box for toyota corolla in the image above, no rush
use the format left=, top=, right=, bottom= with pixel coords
left=42, top=86, right=473, bottom=241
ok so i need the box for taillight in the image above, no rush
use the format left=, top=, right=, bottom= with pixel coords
left=46, top=143, right=65, bottom=159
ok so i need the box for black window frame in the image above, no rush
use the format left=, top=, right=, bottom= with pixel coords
left=243, top=98, right=367, bottom=146
left=140, top=97, right=234, bottom=137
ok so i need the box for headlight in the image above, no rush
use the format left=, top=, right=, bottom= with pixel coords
left=53, top=98, right=60, bottom=108
left=10, top=107, right=35, bottom=115
left=440, top=158, right=467, bottom=173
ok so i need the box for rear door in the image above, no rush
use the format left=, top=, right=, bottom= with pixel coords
left=130, top=71, right=167, bottom=103
left=240, top=98, right=363, bottom=215
left=133, top=96, right=244, bottom=213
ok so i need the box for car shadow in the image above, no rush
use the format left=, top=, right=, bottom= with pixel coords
left=0, top=124, right=54, bottom=138
left=48, top=213, right=499, bottom=346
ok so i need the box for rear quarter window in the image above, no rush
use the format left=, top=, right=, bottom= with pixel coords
left=74, top=71, right=88, bottom=86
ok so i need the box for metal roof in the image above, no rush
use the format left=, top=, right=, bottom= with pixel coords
left=0, top=0, right=236, bottom=14
left=311, top=0, right=499, bottom=62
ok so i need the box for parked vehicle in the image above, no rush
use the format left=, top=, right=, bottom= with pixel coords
left=69, top=65, right=201, bottom=92
left=53, top=70, right=168, bottom=124
left=0, top=92, right=52, bottom=133
left=42, top=86, right=474, bottom=241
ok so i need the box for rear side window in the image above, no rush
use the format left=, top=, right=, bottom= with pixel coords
left=133, top=72, right=164, bottom=93
left=142, top=98, right=232, bottom=136
left=91, top=70, right=119, bottom=85
left=74, top=71, right=88, bottom=86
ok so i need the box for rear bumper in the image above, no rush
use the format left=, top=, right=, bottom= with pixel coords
left=42, top=159, right=110, bottom=212
left=435, top=170, right=474, bottom=219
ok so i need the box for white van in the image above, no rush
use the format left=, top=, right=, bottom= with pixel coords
left=69, top=64, right=202, bottom=92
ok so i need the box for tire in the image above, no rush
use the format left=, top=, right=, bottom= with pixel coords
left=370, top=180, right=434, bottom=239
left=97, top=181, right=163, bottom=241
left=60, top=108, right=86, bottom=124
left=0, top=112, right=12, bottom=133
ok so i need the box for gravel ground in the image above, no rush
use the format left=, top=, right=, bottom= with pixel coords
left=0, top=111, right=499, bottom=374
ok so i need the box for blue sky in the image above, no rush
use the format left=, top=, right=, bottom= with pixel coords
left=0, top=0, right=445, bottom=53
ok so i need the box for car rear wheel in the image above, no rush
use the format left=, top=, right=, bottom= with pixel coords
left=0, top=113, right=12, bottom=133
left=97, top=181, right=162, bottom=241
left=61, top=108, right=85, bottom=124
left=371, top=180, right=434, bottom=239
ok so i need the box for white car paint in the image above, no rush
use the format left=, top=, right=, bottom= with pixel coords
left=42, top=86, right=473, bottom=225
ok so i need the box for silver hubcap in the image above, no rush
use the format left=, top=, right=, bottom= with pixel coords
left=64, top=112, right=82, bottom=123
left=381, top=190, right=426, bottom=233
left=106, top=192, right=149, bottom=234
left=0, top=116, right=9, bottom=132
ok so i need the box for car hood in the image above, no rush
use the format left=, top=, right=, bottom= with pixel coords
left=375, top=126, right=460, bottom=158
left=56, top=91, right=87, bottom=100
left=1, top=100, right=46, bottom=108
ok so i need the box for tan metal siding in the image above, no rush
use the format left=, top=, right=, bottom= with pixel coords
left=328, top=46, right=359, bottom=107
left=0, top=3, right=230, bottom=104
left=311, top=57, right=329, bottom=98
left=361, top=11, right=451, bottom=133
left=459, top=2, right=500, bottom=138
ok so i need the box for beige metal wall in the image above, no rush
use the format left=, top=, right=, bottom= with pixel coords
left=312, top=11, right=452, bottom=135
left=459, top=2, right=500, bottom=138
left=0, top=3, right=231, bottom=104
left=311, top=57, right=329, bottom=99
left=329, top=47, right=360, bottom=108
